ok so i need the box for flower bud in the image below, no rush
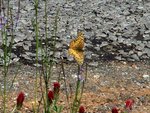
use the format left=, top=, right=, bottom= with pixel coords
left=125, top=99, right=134, bottom=110
left=79, top=106, right=85, bottom=113
left=48, top=90, right=54, bottom=104
left=112, top=107, right=119, bottom=113
left=53, top=82, right=60, bottom=95
left=17, top=92, right=25, bottom=110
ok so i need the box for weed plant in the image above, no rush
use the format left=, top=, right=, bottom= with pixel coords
left=0, top=0, right=20, bottom=112
left=0, top=0, right=136, bottom=113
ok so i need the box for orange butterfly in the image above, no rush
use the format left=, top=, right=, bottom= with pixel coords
left=68, top=32, right=84, bottom=65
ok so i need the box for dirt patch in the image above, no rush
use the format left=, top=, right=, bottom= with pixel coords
left=0, top=60, right=150, bottom=113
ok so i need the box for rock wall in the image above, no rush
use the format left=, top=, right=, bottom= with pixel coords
left=0, top=0, right=150, bottom=65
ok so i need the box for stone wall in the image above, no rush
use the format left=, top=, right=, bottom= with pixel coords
left=0, top=0, right=150, bottom=65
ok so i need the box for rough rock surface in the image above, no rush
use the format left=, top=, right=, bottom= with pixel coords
left=0, top=0, right=150, bottom=65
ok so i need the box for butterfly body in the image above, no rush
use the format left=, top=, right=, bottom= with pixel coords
left=68, top=32, right=84, bottom=65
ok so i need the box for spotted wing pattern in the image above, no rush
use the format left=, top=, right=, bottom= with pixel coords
left=68, top=32, right=84, bottom=65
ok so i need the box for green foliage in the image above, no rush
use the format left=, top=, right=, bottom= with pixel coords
left=1, top=0, right=87, bottom=113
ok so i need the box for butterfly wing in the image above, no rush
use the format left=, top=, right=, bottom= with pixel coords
left=69, top=32, right=84, bottom=50
left=68, top=32, right=85, bottom=65
left=68, top=48, right=84, bottom=65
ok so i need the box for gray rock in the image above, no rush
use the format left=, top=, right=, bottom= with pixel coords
left=145, top=30, right=150, bottom=34
left=115, top=56, right=122, bottom=60
left=94, top=45, right=100, bottom=51
left=110, top=35, right=118, bottom=41
left=0, top=49, right=4, bottom=54
left=143, top=74, right=150, bottom=82
left=137, top=51, right=143, bottom=56
left=130, top=54, right=140, bottom=61
left=129, top=50, right=134, bottom=55
left=100, top=41, right=108, bottom=47
left=55, top=43, right=62, bottom=49
left=99, top=33, right=107, bottom=38
left=1, top=0, right=150, bottom=65
left=136, top=45, right=144, bottom=50
left=85, top=51, right=92, bottom=60
left=23, top=44, right=30, bottom=51
left=147, top=42, right=150, bottom=48
left=141, top=54, right=149, bottom=59
left=117, top=37, right=124, bottom=43
left=68, top=56, right=74, bottom=62
left=84, top=21, right=92, bottom=30
left=12, top=57, right=20, bottom=63
left=123, top=10, right=130, bottom=16
left=88, top=62, right=98, bottom=67
left=54, top=52, right=61, bottom=58
left=143, top=48, right=150, bottom=55
left=123, top=39, right=132, bottom=46
left=143, top=34, right=150, bottom=40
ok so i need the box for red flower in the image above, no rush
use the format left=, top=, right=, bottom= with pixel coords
left=79, top=106, right=85, bottom=113
left=17, top=92, right=25, bottom=110
left=112, top=107, right=119, bottom=113
left=53, top=82, right=60, bottom=95
left=48, top=90, right=54, bottom=104
left=125, top=99, right=134, bottom=110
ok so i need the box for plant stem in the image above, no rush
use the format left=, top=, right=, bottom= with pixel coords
left=3, top=18, right=8, bottom=113
left=71, top=65, right=81, bottom=113
left=34, top=0, right=39, bottom=112
left=61, top=60, right=69, bottom=113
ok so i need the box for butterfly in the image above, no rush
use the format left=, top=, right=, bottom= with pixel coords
left=68, top=32, right=84, bottom=65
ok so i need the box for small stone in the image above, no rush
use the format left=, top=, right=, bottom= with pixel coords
left=12, top=57, right=20, bottom=63
left=137, top=51, right=143, bottom=56
left=131, top=54, right=140, bottom=61
left=89, top=62, right=98, bottom=67
left=93, top=75, right=100, bottom=79
left=143, top=34, right=150, bottom=40
left=145, top=30, right=150, bottom=34
left=33, top=63, right=42, bottom=67
left=68, top=56, right=74, bottom=62
left=136, top=45, right=145, bottom=50
left=143, top=75, right=150, bottom=82
left=147, top=42, right=150, bottom=48
left=129, top=50, right=134, bottom=55
left=100, top=41, right=108, bottom=47
left=115, top=56, right=122, bottom=60
left=117, top=37, right=124, bottom=43
left=56, top=43, right=62, bottom=49
left=22, top=54, right=32, bottom=60
left=54, top=52, right=61, bottom=58
left=123, top=10, right=130, bottom=16
left=23, top=44, right=30, bottom=50
left=143, top=48, right=150, bottom=57
left=100, top=33, right=107, bottom=38
left=85, top=51, right=92, bottom=60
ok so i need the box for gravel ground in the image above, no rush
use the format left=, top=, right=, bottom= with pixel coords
left=0, top=60, right=149, bottom=112
left=0, top=1, right=150, bottom=112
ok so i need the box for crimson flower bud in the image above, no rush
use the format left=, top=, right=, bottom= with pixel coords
left=125, top=99, right=134, bottom=110
left=16, top=92, right=25, bottom=110
left=79, top=106, right=85, bottom=113
left=111, top=107, right=119, bottom=113
left=48, top=90, right=54, bottom=104
left=53, top=82, right=60, bottom=95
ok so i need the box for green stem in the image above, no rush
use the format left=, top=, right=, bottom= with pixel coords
left=3, top=26, right=8, bottom=113
left=78, top=63, right=88, bottom=106
left=34, top=0, right=39, bottom=112
left=71, top=65, right=81, bottom=113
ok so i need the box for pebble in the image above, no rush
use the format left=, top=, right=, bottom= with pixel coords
left=143, top=74, right=150, bottom=82
left=88, top=62, right=99, bottom=67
